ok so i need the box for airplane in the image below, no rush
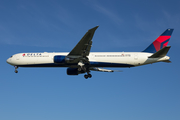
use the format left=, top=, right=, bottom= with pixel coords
left=6, top=26, right=173, bottom=79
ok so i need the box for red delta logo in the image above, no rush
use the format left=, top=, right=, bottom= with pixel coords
left=22, top=54, right=25, bottom=56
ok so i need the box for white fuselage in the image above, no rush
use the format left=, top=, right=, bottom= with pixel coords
left=6, top=27, right=173, bottom=78
left=6, top=52, right=170, bottom=68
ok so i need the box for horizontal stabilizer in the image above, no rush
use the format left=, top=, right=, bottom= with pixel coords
left=163, top=60, right=171, bottom=63
left=149, top=46, right=171, bottom=58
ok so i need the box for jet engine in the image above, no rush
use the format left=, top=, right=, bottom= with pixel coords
left=54, top=55, right=66, bottom=63
left=67, top=67, right=86, bottom=75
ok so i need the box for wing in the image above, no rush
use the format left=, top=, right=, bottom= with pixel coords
left=67, top=26, right=99, bottom=57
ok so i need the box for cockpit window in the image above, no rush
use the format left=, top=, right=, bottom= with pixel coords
left=10, top=56, right=13, bottom=58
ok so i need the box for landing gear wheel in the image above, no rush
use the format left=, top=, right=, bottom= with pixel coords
left=84, top=74, right=88, bottom=79
left=84, top=74, right=92, bottom=79
left=15, top=70, right=18, bottom=73
left=14, top=66, right=19, bottom=73
left=88, top=74, right=92, bottom=78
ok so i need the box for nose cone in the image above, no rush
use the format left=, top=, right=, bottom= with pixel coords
left=6, top=58, right=12, bottom=65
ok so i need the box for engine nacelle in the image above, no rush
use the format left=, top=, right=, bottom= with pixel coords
left=67, top=68, right=79, bottom=75
left=54, top=55, right=66, bottom=63
left=67, top=67, right=86, bottom=75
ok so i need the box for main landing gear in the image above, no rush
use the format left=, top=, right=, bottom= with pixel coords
left=84, top=74, right=92, bottom=79
left=84, top=70, right=92, bottom=79
left=78, top=62, right=92, bottom=79
left=14, top=66, right=18, bottom=73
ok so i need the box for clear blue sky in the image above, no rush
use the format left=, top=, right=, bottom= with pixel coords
left=0, top=0, right=180, bottom=120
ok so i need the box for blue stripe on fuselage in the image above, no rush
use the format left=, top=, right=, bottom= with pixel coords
left=17, top=62, right=134, bottom=68
left=90, top=62, right=134, bottom=67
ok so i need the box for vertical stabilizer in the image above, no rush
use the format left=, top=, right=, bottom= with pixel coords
left=143, top=29, right=174, bottom=53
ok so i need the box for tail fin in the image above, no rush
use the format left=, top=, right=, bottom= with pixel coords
left=143, top=29, right=174, bottom=53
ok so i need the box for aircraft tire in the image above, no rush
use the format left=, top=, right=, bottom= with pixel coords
left=84, top=74, right=88, bottom=79
left=88, top=74, right=92, bottom=78
left=15, top=70, right=18, bottom=73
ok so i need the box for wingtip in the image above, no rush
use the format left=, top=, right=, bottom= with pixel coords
left=94, top=25, right=99, bottom=29
left=89, top=26, right=99, bottom=31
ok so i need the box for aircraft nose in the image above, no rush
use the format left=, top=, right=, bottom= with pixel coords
left=6, top=58, right=11, bottom=64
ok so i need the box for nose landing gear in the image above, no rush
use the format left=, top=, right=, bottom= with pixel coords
left=14, top=66, right=18, bottom=73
